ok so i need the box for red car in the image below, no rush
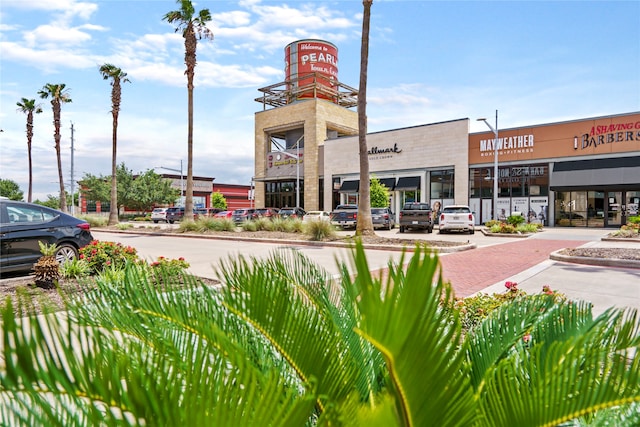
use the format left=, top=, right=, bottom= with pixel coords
left=213, top=210, right=233, bottom=218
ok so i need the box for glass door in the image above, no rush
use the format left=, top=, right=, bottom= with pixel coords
left=605, top=191, right=622, bottom=227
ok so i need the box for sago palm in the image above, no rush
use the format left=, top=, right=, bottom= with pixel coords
left=16, top=98, right=43, bottom=203
left=0, top=243, right=638, bottom=426
left=163, top=0, right=213, bottom=221
left=38, top=83, right=72, bottom=212
left=99, top=63, right=130, bottom=226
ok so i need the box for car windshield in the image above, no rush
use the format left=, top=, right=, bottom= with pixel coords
left=443, top=207, right=470, bottom=214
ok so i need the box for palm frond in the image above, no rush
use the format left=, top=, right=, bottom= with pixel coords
left=1, top=265, right=317, bottom=426
left=351, top=243, right=476, bottom=427
left=216, top=247, right=377, bottom=410
left=477, top=305, right=640, bottom=426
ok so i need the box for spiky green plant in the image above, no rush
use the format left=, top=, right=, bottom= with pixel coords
left=32, top=242, right=60, bottom=289
left=1, top=242, right=639, bottom=426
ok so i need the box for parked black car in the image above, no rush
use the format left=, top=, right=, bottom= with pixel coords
left=0, top=200, right=94, bottom=274
left=279, top=207, right=306, bottom=220
left=232, top=208, right=257, bottom=224
left=165, top=207, right=185, bottom=223
left=166, top=207, right=207, bottom=223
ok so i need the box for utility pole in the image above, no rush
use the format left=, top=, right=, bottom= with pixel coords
left=70, top=122, right=75, bottom=216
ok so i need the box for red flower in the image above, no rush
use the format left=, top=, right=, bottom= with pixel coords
left=523, top=333, right=531, bottom=343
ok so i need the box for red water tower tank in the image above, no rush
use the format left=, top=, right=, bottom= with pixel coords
left=285, top=39, right=338, bottom=102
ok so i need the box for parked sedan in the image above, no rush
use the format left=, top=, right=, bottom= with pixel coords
left=439, top=205, right=475, bottom=234
left=0, top=200, right=94, bottom=274
left=232, top=208, right=257, bottom=224
left=279, top=207, right=306, bottom=220
left=371, top=207, right=395, bottom=230
left=302, top=211, right=331, bottom=223
left=214, top=210, right=233, bottom=218
left=255, top=208, right=280, bottom=219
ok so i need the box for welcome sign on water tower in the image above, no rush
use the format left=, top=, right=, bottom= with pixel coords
left=285, top=39, right=339, bottom=102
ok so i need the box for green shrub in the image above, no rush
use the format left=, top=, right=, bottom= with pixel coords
left=215, top=218, right=237, bottom=232
left=240, top=221, right=258, bottom=232
left=146, top=256, right=190, bottom=282
left=270, top=217, right=288, bottom=231
left=484, top=220, right=500, bottom=228
left=177, top=220, right=199, bottom=233
left=60, top=258, right=91, bottom=279
left=451, top=282, right=565, bottom=333
left=79, top=240, right=140, bottom=274
left=286, top=218, right=304, bottom=233
left=79, top=215, right=108, bottom=228
left=628, top=215, right=640, bottom=224
left=612, top=227, right=639, bottom=238
left=254, top=217, right=275, bottom=231
left=506, top=214, right=526, bottom=226
left=116, top=223, right=132, bottom=230
left=516, top=223, right=539, bottom=233
left=303, top=220, right=336, bottom=241
left=490, top=223, right=517, bottom=234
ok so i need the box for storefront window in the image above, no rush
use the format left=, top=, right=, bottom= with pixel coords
left=555, top=191, right=586, bottom=226
left=430, top=170, right=454, bottom=199
left=402, top=190, right=420, bottom=204
left=469, top=168, right=493, bottom=198
left=265, top=180, right=304, bottom=209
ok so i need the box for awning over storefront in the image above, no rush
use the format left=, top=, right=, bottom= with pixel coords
left=378, top=178, right=396, bottom=190
left=395, top=176, right=421, bottom=191
left=550, top=156, right=640, bottom=191
left=339, top=180, right=359, bottom=192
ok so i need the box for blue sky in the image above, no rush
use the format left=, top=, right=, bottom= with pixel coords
left=1, top=0, right=639, bottom=201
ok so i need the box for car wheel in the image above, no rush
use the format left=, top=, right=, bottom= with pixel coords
left=427, top=226, right=433, bottom=233
left=470, top=228, right=475, bottom=235
left=55, top=244, right=78, bottom=265
left=399, top=226, right=405, bottom=233
left=153, top=220, right=159, bottom=223
left=169, top=220, right=174, bottom=224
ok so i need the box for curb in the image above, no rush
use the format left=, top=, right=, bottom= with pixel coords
left=480, top=229, right=532, bottom=238
left=93, top=228, right=476, bottom=253
left=549, top=249, right=640, bottom=269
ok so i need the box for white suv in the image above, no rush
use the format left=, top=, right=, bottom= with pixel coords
left=439, top=205, right=475, bottom=234
left=151, top=208, right=168, bottom=223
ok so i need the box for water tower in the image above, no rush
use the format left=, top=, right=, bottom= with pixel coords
left=254, top=39, right=359, bottom=211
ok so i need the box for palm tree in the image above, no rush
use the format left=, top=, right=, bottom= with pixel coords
left=1, top=243, right=639, bottom=425
left=99, top=64, right=130, bottom=226
left=16, top=98, right=43, bottom=203
left=163, top=0, right=213, bottom=221
left=38, top=83, right=72, bottom=212
left=356, top=0, right=375, bottom=236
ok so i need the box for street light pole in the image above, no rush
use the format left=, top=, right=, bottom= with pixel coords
left=477, top=110, right=499, bottom=221
left=158, top=161, right=184, bottom=206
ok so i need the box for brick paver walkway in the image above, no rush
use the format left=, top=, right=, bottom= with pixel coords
left=438, top=239, right=588, bottom=297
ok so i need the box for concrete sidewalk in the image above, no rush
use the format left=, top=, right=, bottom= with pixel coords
left=462, top=231, right=640, bottom=317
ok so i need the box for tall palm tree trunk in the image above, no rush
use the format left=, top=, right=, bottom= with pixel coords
left=356, top=0, right=374, bottom=236
left=53, top=103, right=67, bottom=212
left=183, top=26, right=197, bottom=221
left=108, top=79, right=122, bottom=226
left=26, top=112, right=34, bottom=203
